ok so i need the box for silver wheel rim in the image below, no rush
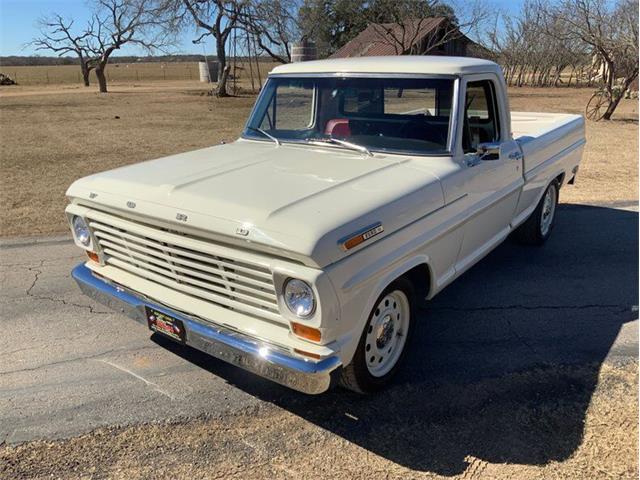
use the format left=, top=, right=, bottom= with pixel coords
left=364, top=290, right=410, bottom=377
left=540, top=185, right=557, bottom=236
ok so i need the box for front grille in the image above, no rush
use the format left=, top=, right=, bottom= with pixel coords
left=87, top=211, right=280, bottom=321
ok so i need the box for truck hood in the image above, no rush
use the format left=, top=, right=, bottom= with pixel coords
left=67, top=140, right=445, bottom=267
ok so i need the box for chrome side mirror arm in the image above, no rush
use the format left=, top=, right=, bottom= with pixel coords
left=476, top=142, right=501, bottom=161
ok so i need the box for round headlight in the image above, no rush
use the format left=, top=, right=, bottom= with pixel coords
left=284, top=278, right=316, bottom=318
left=72, top=215, right=91, bottom=246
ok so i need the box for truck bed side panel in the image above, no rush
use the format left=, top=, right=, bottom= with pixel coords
left=511, top=112, right=585, bottom=226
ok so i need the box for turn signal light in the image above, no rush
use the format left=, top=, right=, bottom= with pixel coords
left=291, top=322, right=321, bottom=342
left=86, top=251, right=99, bottom=263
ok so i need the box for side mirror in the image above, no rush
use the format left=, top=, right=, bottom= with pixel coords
left=477, top=142, right=501, bottom=160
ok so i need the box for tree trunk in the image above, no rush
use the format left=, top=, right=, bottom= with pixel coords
left=79, top=60, right=91, bottom=87
left=602, top=74, right=638, bottom=120
left=217, top=65, right=231, bottom=97
left=216, top=41, right=229, bottom=97
left=96, top=65, right=108, bottom=93
left=82, top=67, right=91, bottom=87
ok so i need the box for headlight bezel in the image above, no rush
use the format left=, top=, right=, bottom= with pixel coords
left=71, top=215, right=91, bottom=247
left=283, top=278, right=316, bottom=318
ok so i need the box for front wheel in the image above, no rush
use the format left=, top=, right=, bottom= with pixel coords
left=339, top=278, right=414, bottom=394
left=513, top=180, right=559, bottom=245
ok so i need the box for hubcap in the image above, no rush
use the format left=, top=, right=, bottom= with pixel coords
left=364, top=290, right=410, bottom=377
left=540, top=185, right=557, bottom=236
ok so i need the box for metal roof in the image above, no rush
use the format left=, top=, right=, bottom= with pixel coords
left=330, top=18, right=450, bottom=58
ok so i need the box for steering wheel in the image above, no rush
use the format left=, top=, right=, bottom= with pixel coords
left=398, top=119, right=446, bottom=145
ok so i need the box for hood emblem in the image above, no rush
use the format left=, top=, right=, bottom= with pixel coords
left=235, top=227, right=250, bottom=237
left=126, top=201, right=136, bottom=209
left=340, top=222, right=384, bottom=251
left=176, top=213, right=188, bottom=222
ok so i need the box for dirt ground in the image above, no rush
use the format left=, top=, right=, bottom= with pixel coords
left=2, top=360, right=637, bottom=479
left=0, top=83, right=637, bottom=237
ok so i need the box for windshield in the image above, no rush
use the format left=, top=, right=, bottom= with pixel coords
left=243, top=76, right=455, bottom=155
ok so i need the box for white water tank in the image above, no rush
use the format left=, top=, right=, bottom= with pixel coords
left=198, top=61, right=219, bottom=82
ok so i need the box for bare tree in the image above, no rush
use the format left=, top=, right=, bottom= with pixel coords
left=86, top=0, right=173, bottom=93
left=237, top=0, right=299, bottom=64
left=31, top=15, right=96, bottom=87
left=179, top=0, right=242, bottom=97
left=488, top=0, right=592, bottom=88
left=545, top=0, right=639, bottom=119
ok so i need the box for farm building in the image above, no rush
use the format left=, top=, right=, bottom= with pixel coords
left=330, top=17, right=484, bottom=59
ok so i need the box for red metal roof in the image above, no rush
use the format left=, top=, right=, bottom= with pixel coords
left=330, top=18, right=451, bottom=58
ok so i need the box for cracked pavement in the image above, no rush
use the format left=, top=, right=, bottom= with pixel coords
left=0, top=203, right=637, bottom=446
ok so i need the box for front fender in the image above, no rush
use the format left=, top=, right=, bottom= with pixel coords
left=327, top=254, right=433, bottom=367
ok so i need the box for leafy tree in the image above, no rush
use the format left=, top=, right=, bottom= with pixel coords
left=298, top=0, right=368, bottom=57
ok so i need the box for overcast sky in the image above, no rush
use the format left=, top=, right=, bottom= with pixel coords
left=0, top=0, right=523, bottom=57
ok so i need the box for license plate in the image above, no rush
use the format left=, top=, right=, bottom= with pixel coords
left=145, top=307, right=186, bottom=344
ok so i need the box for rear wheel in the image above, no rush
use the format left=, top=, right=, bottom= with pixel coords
left=340, top=278, right=414, bottom=394
left=514, top=180, right=559, bottom=245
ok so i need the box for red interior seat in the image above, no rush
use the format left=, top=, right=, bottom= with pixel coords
left=324, top=119, right=351, bottom=138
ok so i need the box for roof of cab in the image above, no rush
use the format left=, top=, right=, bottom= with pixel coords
left=270, top=56, right=501, bottom=76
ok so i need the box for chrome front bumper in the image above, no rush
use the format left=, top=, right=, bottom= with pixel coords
left=72, top=263, right=341, bottom=394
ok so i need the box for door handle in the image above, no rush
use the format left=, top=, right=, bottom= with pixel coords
left=466, top=156, right=481, bottom=167
left=508, top=151, right=523, bottom=161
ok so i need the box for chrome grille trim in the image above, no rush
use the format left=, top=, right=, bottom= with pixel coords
left=86, top=212, right=280, bottom=321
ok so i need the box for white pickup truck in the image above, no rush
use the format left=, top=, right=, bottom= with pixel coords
left=67, top=56, right=585, bottom=394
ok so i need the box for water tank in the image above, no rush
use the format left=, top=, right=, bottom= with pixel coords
left=198, top=61, right=219, bottom=82
left=291, top=40, right=317, bottom=63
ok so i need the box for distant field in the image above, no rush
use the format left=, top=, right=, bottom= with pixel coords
left=0, top=61, right=279, bottom=86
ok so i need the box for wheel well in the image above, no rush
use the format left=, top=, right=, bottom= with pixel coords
left=401, top=263, right=432, bottom=307
left=555, top=172, right=566, bottom=188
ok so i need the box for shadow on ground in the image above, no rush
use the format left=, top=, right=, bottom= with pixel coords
left=154, top=204, right=638, bottom=476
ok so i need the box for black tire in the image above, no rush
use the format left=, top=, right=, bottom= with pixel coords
left=513, top=180, right=559, bottom=245
left=339, top=278, right=415, bottom=394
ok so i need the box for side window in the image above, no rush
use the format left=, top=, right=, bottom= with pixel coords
left=463, top=80, right=500, bottom=153
left=262, top=83, right=314, bottom=130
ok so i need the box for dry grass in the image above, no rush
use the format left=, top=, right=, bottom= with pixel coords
left=508, top=87, right=639, bottom=205
left=1, top=360, right=637, bottom=479
left=0, top=82, right=256, bottom=237
left=0, top=84, right=637, bottom=237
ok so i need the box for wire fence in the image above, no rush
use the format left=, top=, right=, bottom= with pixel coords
left=0, top=61, right=279, bottom=86
left=1, top=62, right=201, bottom=86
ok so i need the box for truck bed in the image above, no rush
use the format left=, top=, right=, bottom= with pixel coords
left=512, top=111, right=585, bottom=176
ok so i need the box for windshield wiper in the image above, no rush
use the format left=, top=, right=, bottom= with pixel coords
left=247, top=126, right=280, bottom=146
left=307, top=137, right=373, bottom=157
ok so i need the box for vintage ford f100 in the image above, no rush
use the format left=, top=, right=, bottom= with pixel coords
left=67, top=56, right=585, bottom=394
